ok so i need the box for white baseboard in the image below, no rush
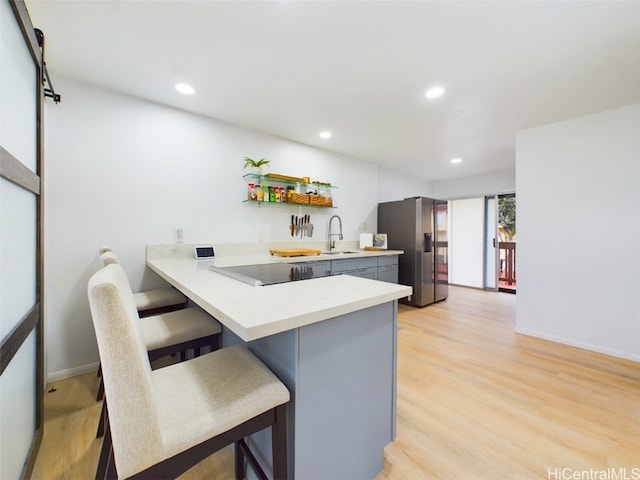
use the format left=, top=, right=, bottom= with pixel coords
left=514, top=327, right=640, bottom=363
left=48, top=361, right=100, bottom=383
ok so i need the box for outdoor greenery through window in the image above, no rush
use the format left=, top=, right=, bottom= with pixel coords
left=498, top=196, right=516, bottom=241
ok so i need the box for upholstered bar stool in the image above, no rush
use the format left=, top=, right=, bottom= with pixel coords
left=94, top=252, right=222, bottom=437
left=88, top=264, right=289, bottom=480
left=96, top=250, right=188, bottom=401
left=99, top=251, right=187, bottom=317
left=95, top=304, right=224, bottom=438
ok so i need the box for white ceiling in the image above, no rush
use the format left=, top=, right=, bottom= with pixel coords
left=26, top=1, right=640, bottom=182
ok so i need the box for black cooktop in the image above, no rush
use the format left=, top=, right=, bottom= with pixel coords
left=210, top=263, right=331, bottom=286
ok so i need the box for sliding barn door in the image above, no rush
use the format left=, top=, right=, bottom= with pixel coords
left=0, top=1, right=44, bottom=478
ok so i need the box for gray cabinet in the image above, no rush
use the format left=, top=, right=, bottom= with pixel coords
left=225, top=301, right=398, bottom=479
left=297, top=255, right=400, bottom=283
left=377, top=255, right=399, bottom=284
left=331, top=257, right=378, bottom=280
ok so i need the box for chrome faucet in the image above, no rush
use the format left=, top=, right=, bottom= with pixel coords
left=328, top=215, right=343, bottom=251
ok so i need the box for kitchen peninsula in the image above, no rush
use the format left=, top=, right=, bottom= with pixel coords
left=146, top=243, right=411, bottom=479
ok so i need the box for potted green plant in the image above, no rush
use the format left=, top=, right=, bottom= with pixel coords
left=243, top=156, right=270, bottom=175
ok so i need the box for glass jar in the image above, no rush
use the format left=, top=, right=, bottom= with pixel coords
left=324, top=187, right=333, bottom=207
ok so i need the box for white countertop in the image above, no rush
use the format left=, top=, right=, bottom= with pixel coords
left=146, top=246, right=411, bottom=341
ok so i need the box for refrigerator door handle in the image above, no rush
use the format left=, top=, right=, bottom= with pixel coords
left=424, top=233, right=432, bottom=253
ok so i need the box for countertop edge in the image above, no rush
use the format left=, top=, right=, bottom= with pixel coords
left=146, top=256, right=411, bottom=341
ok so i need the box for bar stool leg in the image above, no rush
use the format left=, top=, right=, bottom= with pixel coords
left=96, top=420, right=112, bottom=480
left=234, top=440, right=246, bottom=480
left=272, top=404, right=288, bottom=480
left=96, top=378, right=104, bottom=401
left=96, top=400, right=108, bottom=438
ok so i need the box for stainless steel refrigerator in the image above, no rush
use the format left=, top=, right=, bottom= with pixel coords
left=378, top=197, right=448, bottom=307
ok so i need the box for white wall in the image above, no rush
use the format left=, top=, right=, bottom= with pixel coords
left=44, top=76, right=430, bottom=379
left=433, top=169, right=515, bottom=200
left=448, top=198, right=485, bottom=288
left=377, top=166, right=433, bottom=202
left=516, top=104, right=640, bottom=361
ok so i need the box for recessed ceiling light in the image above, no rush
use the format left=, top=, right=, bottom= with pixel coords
left=451, top=158, right=462, bottom=164
left=319, top=131, right=332, bottom=139
left=175, top=83, right=195, bottom=95
left=425, top=86, right=445, bottom=99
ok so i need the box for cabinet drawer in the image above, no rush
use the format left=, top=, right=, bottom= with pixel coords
left=377, top=265, right=398, bottom=284
left=338, top=267, right=378, bottom=280
left=331, top=257, right=378, bottom=273
left=377, top=255, right=399, bottom=267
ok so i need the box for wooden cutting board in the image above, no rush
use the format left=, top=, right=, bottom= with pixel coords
left=269, top=248, right=322, bottom=257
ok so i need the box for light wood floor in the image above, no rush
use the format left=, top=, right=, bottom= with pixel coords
left=31, top=286, right=639, bottom=479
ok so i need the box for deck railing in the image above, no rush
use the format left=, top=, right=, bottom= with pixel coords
left=498, top=241, right=516, bottom=287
